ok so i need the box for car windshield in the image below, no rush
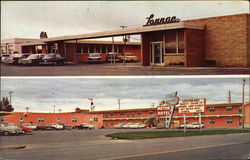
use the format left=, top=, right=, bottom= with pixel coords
left=89, top=53, right=100, bottom=57
left=125, top=53, right=134, bottom=56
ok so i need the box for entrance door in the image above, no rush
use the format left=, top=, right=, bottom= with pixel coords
left=151, top=42, right=164, bottom=65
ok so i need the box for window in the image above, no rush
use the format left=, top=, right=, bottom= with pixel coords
left=137, top=112, right=142, bottom=115
left=226, top=106, right=233, bottom=111
left=38, top=117, right=44, bottom=123
left=209, top=119, right=215, bottom=124
left=120, top=112, right=124, bottom=116
left=131, top=114, right=134, bottom=117
left=165, top=30, right=184, bottom=54
left=72, top=118, right=77, bottom=123
left=238, top=107, right=242, bottom=114
left=110, top=113, right=114, bottom=116
left=209, top=107, right=215, bottom=112
left=186, top=120, right=189, bottom=124
left=56, top=118, right=61, bottom=123
left=193, top=113, right=197, bottom=116
left=110, top=121, right=114, bottom=125
left=93, top=117, right=98, bottom=122
left=149, top=111, right=154, bottom=114
left=227, top=118, right=233, bottom=124
left=19, top=117, right=24, bottom=122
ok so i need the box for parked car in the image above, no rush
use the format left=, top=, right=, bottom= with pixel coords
left=51, top=123, right=64, bottom=130
left=1, top=54, right=10, bottom=63
left=122, top=123, right=135, bottom=129
left=118, top=53, right=138, bottom=62
left=114, top=123, right=124, bottom=129
left=177, top=123, right=204, bottom=129
left=40, top=53, right=66, bottom=65
left=73, top=123, right=94, bottom=130
left=36, top=124, right=48, bottom=130
left=87, top=53, right=102, bottom=63
left=0, top=122, right=23, bottom=136
left=22, top=123, right=37, bottom=130
left=4, top=53, right=30, bottom=65
left=60, top=123, right=72, bottom=130
left=18, top=124, right=33, bottom=134
left=106, top=52, right=121, bottom=63
left=18, top=54, right=44, bottom=65
left=133, top=123, right=146, bottom=128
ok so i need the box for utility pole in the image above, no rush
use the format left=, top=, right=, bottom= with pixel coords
left=53, top=105, right=56, bottom=113
left=151, top=103, right=155, bottom=108
left=88, top=98, right=94, bottom=111
left=25, top=107, right=29, bottom=113
left=118, top=99, right=121, bottom=110
left=8, top=91, right=14, bottom=105
left=228, top=90, right=231, bottom=104
left=242, top=79, right=245, bottom=132
left=120, top=26, right=127, bottom=66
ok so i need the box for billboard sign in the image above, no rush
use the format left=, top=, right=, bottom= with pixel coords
left=177, top=98, right=206, bottom=113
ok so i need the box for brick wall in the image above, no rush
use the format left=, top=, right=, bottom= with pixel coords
left=185, top=13, right=249, bottom=67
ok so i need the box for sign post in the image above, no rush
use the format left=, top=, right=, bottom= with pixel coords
left=183, top=114, right=186, bottom=133
left=199, top=112, right=202, bottom=132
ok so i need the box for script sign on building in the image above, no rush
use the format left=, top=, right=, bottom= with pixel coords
left=177, top=98, right=206, bottom=113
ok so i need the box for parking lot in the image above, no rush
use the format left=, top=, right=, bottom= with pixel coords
left=1, top=63, right=249, bottom=76
left=1, top=129, right=249, bottom=160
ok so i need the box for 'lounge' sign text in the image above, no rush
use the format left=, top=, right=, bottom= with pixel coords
left=144, top=14, right=181, bottom=27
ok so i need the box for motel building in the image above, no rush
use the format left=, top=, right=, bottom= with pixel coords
left=2, top=102, right=250, bottom=129
left=20, top=13, right=249, bottom=67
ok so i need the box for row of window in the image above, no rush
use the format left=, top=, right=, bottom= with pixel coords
left=208, top=106, right=240, bottom=112
left=21, top=117, right=99, bottom=123
left=209, top=118, right=234, bottom=124
left=105, top=111, right=154, bottom=118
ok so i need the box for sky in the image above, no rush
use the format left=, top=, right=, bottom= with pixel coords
left=1, top=1, right=249, bottom=40
left=1, top=77, right=249, bottom=113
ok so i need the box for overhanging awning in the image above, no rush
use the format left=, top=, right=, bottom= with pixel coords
left=43, top=22, right=205, bottom=42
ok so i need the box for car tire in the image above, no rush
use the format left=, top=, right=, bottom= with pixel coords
left=3, top=131, right=9, bottom=136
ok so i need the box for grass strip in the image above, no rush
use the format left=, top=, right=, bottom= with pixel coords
left=106, top=130, right=250, bottom=139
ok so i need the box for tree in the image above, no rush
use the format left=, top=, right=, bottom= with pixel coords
left=0, top=96, right=14, bottom=112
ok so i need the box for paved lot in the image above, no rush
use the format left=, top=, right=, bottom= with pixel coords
left=1, top=63, right=249, bottom=76
left=0, top=129, right=249, bottom=160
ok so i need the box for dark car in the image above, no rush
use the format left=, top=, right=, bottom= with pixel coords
left=40, top=53, right=66, bottom=65
left=4, top=53, right=30, bottom=65
left=72, top=123, right=94, bottom=130
left=18, top=54, right=44, bottom=65
left=106, top=52, right=121, bottom=63
left=87, top=53, right=102, bottom=63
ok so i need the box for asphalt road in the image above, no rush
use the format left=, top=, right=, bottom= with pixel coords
left=0, top=129, right=249, bottom=160
left=1, top=63, right=249, bottom=76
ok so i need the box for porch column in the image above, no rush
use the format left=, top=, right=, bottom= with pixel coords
left=141, top=33, right=151, bottom=66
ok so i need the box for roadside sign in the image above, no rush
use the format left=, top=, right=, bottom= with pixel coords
left=177, top=98, right=206, bottom=113
left=157, top=91, right=179, bottom=128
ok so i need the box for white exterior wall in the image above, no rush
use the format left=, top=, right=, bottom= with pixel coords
left=1, top=38, right=39, bottom=54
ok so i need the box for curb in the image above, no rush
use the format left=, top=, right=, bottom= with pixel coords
left=0, top=145, right=26, bottom=150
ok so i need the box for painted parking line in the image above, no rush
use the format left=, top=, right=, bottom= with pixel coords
left=99, top=141, right=249, bottom=160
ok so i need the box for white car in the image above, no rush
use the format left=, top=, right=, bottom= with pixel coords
left=123, top=123, right=146, bottom=129
left=51, top=124, right=64, bottom=130
left=0, top=122, right=23, bottom=136
left=114, top=123, right=124, bottom=129
left=178, top=123, right=204, bottom=129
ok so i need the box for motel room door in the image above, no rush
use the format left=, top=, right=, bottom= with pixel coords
left=151, top=42, right=164, bottom=65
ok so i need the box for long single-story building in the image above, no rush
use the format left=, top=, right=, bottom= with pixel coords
left=21, top=13, right=249, bottom=67
left=2, top=102, right=250, bottom=129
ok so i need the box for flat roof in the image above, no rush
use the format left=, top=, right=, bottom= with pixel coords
left=66, top=40, right=140, bottom=45
left=43, top=22, right=204, bottom=42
